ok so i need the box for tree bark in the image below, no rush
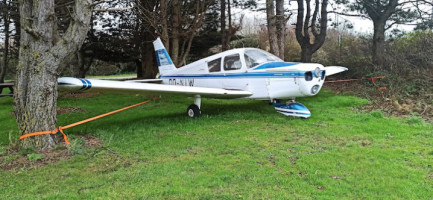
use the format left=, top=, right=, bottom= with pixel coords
left=171, top=0, right=181, bottom=66
left=372, top=21, right=386, bottom=66
left=226, top=0, right=233, bottom=49
left=275, top=0, right=285, bottom=59
left=160, top=0, right=170, bottom=53
left=0, top=0, right=10, bottom=84
left=301, top=46, right=313, bottom=62
left=221, top=0, right=228, bottom=51
left=77, top=51, right=93, bottom=78
left=136, top=59, right=143, bottom=79
left=15, top=0, right=92, bottom=149
left=266, top=0, right=280, bottom=57
left=141, top=44, right=156, bottom=79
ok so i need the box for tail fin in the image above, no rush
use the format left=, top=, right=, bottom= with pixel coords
left=153, top=38, right=176, bottom=75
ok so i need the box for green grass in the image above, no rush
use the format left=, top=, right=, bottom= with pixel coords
left=1, top=89, right=433, bottom=199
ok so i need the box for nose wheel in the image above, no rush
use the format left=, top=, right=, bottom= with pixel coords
left=187, top=95, right=201, bottom=118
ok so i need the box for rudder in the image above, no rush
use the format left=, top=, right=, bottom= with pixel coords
left=153, top=38, right=176, bottom=75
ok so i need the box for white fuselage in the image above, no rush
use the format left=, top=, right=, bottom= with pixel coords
left=159, top=48, right=326, bottom=100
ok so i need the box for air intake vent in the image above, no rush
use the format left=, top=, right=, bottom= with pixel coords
left=305, top=72, right=313, bottom=81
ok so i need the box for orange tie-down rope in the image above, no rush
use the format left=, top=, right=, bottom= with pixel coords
left=20, top=97, right=159, bottom=145
left=325, top=76, right=388, bottom=96
left=325, top=76, right=386, bottom=84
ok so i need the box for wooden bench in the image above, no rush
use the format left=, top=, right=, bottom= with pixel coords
left=0, top=82, right=14, bottom=97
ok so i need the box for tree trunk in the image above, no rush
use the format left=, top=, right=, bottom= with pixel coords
left=301, top=45, right=313, bottom=62
left=15, top=0, right=92, bottom=149
left=160, top=0, right=170, bottom=52
left=140, top=43, right=156, bottom=79
left=275, top=0, right=285, bottom=59
left=362, top=0, right=397, bottom=66
left=77, top=51, right=93, bottom=78
left=372, top=21, right=386, bottom=66
left=0, top=2, right=10, bottom=84
left=266, top=0, right=279, bottom=56
left=171, top=0, right=181, bottom=66
left=0, top=60, right=5, bottom=84
left=226, top=0, right=232, bottom=50
left=136, top=59, right=143, bottom=79
left=221, top=0, right=227, bottom=51
left=68, top=53, right=80, bottom=77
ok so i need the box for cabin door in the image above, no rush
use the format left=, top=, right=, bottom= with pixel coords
left=222, top=53, right=248, bottom=90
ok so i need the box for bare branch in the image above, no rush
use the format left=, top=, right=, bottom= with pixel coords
left=328, top=11, right=370, bottom=19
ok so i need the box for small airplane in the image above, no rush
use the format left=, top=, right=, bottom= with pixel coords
left=59, top=38, right=347, bottom=118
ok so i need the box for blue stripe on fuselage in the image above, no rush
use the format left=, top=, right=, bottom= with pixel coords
left=160, top=71, right=306, bottom=79
left=253, top=62, right=300, bottom=70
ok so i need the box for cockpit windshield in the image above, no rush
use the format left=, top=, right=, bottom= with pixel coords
left=244, top=49, right=283, bottom=68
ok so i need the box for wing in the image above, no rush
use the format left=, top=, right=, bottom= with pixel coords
left=325, top=66, right=348, bottom=76
left=58, top=77, right=252, bottom=99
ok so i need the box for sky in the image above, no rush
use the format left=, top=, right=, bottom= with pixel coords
left=236, top=0, right=416, bottom=36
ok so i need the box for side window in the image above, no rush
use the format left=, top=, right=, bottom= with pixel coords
left=207, top=58, right=221, bottom=72
left=224, top=54, right=242, bottom=71
left=244, top=54, right=255, bottom=68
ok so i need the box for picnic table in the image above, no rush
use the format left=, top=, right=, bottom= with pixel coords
left=0, top=82, right=14, bottom=97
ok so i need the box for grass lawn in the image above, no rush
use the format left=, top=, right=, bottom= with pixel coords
left=0, top=88, right=432, bottom=199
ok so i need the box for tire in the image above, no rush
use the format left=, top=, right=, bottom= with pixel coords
left=187, top=104, right=201, bottom=118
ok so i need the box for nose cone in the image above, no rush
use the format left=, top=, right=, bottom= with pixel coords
left=297, top=64, right=326, bottom=96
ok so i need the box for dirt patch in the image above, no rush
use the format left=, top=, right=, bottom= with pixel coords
left=361, top=140, right=373, bottom=146
left=76, top=135, right=103, bottom=148
left=324, top=82, right=433, bottom=122
left=59, top=92, right=100, bottom=98
left=0, top=135, right=103, bottom=171
left=57, top=107, right=86, bottom=115
left=359, top=99, right=432, bottom=120
left=0, top=148, right=70, bottom=171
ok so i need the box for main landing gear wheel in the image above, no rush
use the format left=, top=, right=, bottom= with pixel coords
left=187, top=104, right=201, bottom=118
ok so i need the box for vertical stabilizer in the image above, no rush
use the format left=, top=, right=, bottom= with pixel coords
left=153, top=38, right=176, bottom=75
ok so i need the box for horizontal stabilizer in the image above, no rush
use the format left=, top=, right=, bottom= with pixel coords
left=58, top=77, right=252, bottom=99
left=325, top=66, right=348, bottom=76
